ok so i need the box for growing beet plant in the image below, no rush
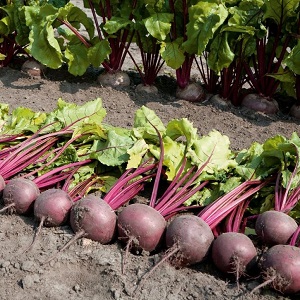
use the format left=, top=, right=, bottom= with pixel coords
left=241, top=0, right=300, bottom=113
left=128, top=1, right=172, bottom=91
left=0, top=0, right=30, bottom=67
left=203, top=0, right=265, bottom=106
left=84, top=0, right=138, bottom=86
left=23, top=1, right=100, bottom=75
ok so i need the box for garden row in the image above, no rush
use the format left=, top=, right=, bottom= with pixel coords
left=0, top=98, right=300, bottom=295
left=0, top=0, right=300, bottom=114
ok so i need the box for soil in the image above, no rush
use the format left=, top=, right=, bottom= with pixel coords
left=1, top=42, right=300, bottom=300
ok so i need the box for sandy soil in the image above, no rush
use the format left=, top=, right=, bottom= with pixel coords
left=0, top=39, right=300, bottom=300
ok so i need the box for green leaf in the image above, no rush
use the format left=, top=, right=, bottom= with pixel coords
left=90, top=129, right=134, bottom=166
left=159, top=136, right=187, bottom=180
left=2, top=106, right=47, bottom=134
left=44, top=98, right=106, bottom=131
left=127, top=139, right=149, bottom=169
left=103, top=16, right=132, bottom=35
left=25, top=4, right=63, bottom=68
left=263, top=0, right=299, bottom=25
left=58, top=4, right=95, bottom=39
left=166, top=118, right=198, bottom=148
left=48, top=0, right=70, bottom=8
left=133, top=106, right=166, bottom=143
left=0, top=3, right=29, bottom=46
left=183, top=1, right=228, bottom=55
left=208, top=31, right=235, bottom=74
left=72, top=123, right=107, bottom=141
left=0, top=14, right=10, bottom=35
left=187, top=130, right=237, bottom=176
left=143, top=13, right=173, bottom=41
left=235, top=142, right=264, bottom=179
left=65, top=42, right=90, bottom=76
left=284, top=40, right=300, bottom=75
left=267, top=69, right=296, bottom=83
left=228, top=0, right=264, bottom=29
left=159, top=41, right=185, bottom=69
left=88, top=39, right=111, bottom=68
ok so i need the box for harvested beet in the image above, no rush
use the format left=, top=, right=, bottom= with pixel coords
left=255, top=210, right=298, bottom=246
left=44, top=195, right=117, bottom=264
left=34, top=188, right=73, bottom=227
left=70, top=195, right=117, bottom=244
left=117, top=203, right=167, bottom=253
left=165, top=214, right=214, bottom=267
left=0, top=178, right=40, bottom=215
left=26, top=188, right=73, bottom=252
left=212, top=232, right=257, bottom=275
left=255, top=245, right=300, bottom=294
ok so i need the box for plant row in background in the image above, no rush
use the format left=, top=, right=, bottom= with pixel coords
left=0, top=98, right=300, bottom=295
left=0, top=0, right=300, bottom=114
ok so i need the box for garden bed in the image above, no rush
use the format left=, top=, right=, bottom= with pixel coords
left=0, top=61, right=299, bottom=300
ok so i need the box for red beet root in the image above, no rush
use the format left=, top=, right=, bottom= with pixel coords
left=0, top=178, right=40, bottom=215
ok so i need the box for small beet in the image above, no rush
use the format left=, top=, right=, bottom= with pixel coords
left=26, top=188, right=73, bottom=252
left=44, top=195, right=117, bottom=264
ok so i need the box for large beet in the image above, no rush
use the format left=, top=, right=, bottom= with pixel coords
left=70, top=195, right=117, bottom=244
left=1, top=178, right=40, bottom=215
left=34, top=188, right=73, bottom=227
left=165, top=214, right=214, bottom=267
left=255, top=210, right=298, bottom=246
left=117, top=203, right=166, bottom=252
left=259, top=245, right=300, bottom=294
left=212, top=232, right=257, bottom=275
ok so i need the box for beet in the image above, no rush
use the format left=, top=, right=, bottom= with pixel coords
left=241, top=94, right=279, bottom=114
left=44, top=195, right=117, bottom=264
left=34, top=188, right=73, bottom=227
left=25, top=188, right=73, bottom=252
left=255, top=210, right=298, bottom=246
left=165, top=214, right=214, bottom=267
left=0, top=178, right=40, bottom=215
left=212, top=232, right=257, bottom=275
left=70, top=195, right=117, bottom=244
left=175, top=82, right=206, bottom=102
left=117, top=203, right=167, bottom=252
left=258, top=245, right=300, bottom=294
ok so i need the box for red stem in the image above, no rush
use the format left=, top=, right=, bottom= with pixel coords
left=57, top=19, right=91, bottom=48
